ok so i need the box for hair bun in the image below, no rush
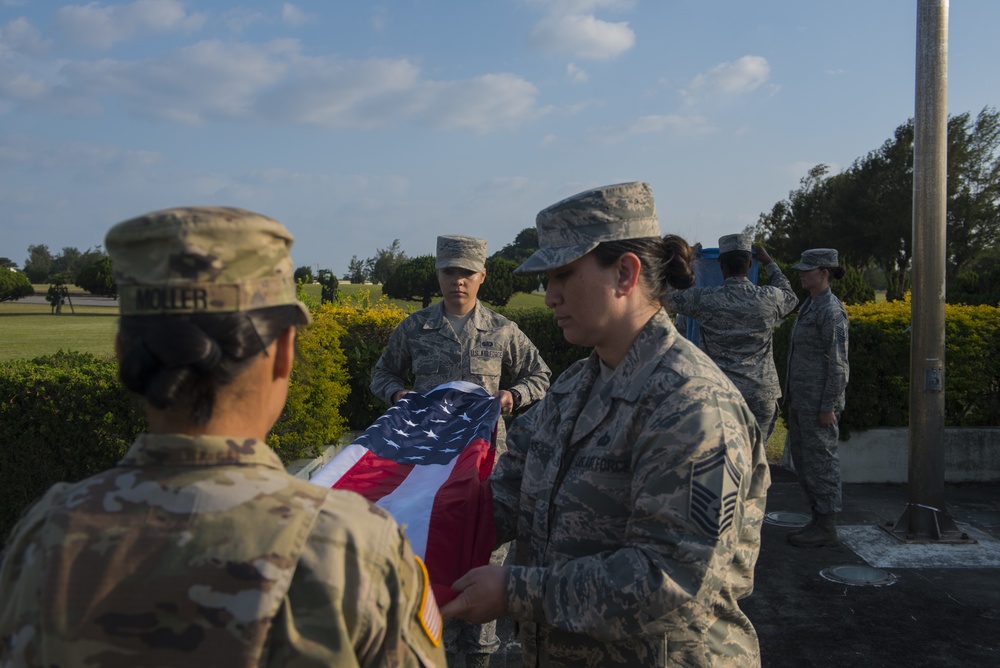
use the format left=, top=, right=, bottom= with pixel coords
left=194, top=340, right=223, bottom=373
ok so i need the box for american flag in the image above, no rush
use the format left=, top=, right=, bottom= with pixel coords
left=310, top=381, right=502, bottom=604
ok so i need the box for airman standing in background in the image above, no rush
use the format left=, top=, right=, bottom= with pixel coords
left=668, top=233, right=799, bottom=443
left=785, top=248, right=850, bottom=548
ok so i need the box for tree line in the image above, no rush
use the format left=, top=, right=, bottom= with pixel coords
left=755, top=107, right=1000, bottom=304
left=292, top=229, right=544, bottom=309
left=1, top=245, right=115, bottom=304
left=5, top=107, right=998, bottom=308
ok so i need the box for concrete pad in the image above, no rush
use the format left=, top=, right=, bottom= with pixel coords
left=839, top=524, right=1000, bottom=569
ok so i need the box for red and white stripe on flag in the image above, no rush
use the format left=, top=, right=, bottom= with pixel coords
left=310, top=381, right=501, bottom=604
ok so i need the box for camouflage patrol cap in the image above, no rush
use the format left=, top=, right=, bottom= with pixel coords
left=515, top=181, right=660, bottom=274
left=792, top=248, right=840, bottom=271
left=105, top=206, right=311, bottom=323
left=436, top=235, right=486, bottom=272
left=719, top=233, right=752, bottom=253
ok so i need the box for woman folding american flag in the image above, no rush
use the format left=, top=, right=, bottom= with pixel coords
left=310, top=381, right=501, bottom=604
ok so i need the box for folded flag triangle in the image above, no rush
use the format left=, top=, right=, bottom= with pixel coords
left=310, top=381, right=501, bottom=604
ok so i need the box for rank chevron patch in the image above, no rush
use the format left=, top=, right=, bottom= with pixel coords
left=689, top=448, right=741, bottom=538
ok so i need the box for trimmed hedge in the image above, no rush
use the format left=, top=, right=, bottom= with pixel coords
left=8, top=295, right=995, bottom=541
left=316, top=292, right=411, bottom=429
left=1, top=311, right=352, bottom=540
left=773, top=295, right=1000, bottom=437
left=266, top=303, right=350, bottom=457
left=498, top=307, right=591, bottom=380
left=0, top=352, right=146, bottom=540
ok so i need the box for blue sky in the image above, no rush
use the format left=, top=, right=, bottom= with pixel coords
left=2, top=1, right=998, bottom=276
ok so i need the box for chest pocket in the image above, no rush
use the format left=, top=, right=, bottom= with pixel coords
left=413, top=356, right=440, bottom=376
left=793, top=317, right=821, bottom=346
left=470, top=352, right=503, bottom=377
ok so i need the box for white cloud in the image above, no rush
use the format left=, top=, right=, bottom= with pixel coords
left=529, top=13, right=634, bottom=60
left=221, top=8, right=266, bottom=33
left=683, top=55, right=770, bottom=100
left=418, top=74, right=548, bottom=132
left=597, top=114, right=714, bottom=144
left=56, top=0, right=206, bottom=49
left=0, top=68, right=47, bottom=100
left=1, top=17, right=51, bottom=57
left=566, top=63, right=588, bottom=83
left=281, top=3, right=313, bottom=27
left=5, top=39, right=544, bottom=133
left=0, top=134, right=162, bottom=179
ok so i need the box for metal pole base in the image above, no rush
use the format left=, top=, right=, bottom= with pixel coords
left=882, top=503, right=975, bottom=544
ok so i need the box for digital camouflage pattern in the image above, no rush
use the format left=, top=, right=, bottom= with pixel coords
left=515, top=182, right=660, bottom=274
left=0, top=434, right=446, bottom=668
left=105, top=207, right=310, bottom=323
left=436, top=235, right=487, bottom=272
left=785, top=288, right=850, bottom=515
left=493, top=310, right=768, bottom=667
left=791, top=248, right=840, bottom=271
left=718, top=233, right=752, bottom=254
left=370, top=300, right=551, bottom=452
left=668, top=261, right=799, bottom=436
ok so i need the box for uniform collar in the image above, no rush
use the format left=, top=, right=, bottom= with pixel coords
left=550, top=309, right=678, bottom=445
left=118, top=433, right=286, bottom=470
left=423, top=300, right=489, bottom=332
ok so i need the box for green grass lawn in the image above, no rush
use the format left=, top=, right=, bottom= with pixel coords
left=767, top=417, right=787, bottom=463
left=327, top=283, right=547, bottom=312
left=1, top=285, right=548, bottom=362
left=0, top=302, right=119, bottom=361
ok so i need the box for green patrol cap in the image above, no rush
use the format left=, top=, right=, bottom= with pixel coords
left=515, top=181, right=660, bottom=274
left=106, top=206, right=311, bottom=323
left=436, top=235, right=486, bottom=272
left=792, top=248, right=840, bottom=271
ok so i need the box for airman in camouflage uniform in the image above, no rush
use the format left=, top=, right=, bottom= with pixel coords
left=785, top=248, right=850, bottom=548
left=668, top=236, right=793, bottom=587
left=0, top=207, right=446, bottom=667
left=441, top=183, right=768, bottom=667
left=371, top=235, right=550, bottom=667
left=370, top=235, right=551, bottom=452
left=668, top=234, right=799, bottom=442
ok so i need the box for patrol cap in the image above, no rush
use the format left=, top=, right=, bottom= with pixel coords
left=436, top=235, right=487, bottom=272
left=106, top=206, right=311, bottom=323
left=719, top=233, right=752, bottom=253
left=515, top=181, right=660, bottom=274
left=792, top=248, right=840, bottom=271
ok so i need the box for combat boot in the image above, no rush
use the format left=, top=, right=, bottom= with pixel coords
left=465, top=654, right=491, bottom=668
left=787, top=508, right=820, bottom=537
left=788, top=512, right=838, bottom=547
